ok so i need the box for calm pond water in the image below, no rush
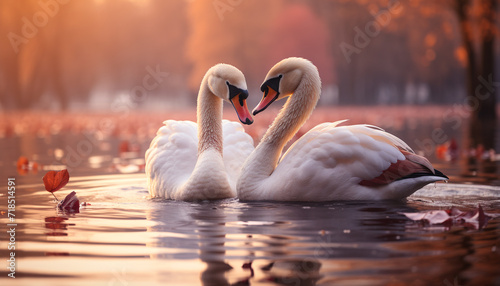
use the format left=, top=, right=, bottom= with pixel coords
left=0, top=110, right=499, bottom=286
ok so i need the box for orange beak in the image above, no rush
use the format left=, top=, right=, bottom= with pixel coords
left=231, top=93, right=253, bottom=125
left=253, top=86, right=279, bottom=116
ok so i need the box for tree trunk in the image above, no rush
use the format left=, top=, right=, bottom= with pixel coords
left=476, top=0, right=497, bottom=174
left=456, top=0, right=497, bottom=175
left=476, top=0, right=496, bottom=150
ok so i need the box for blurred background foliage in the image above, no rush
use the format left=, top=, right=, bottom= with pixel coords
left=0, top=0, right=497, bottom=111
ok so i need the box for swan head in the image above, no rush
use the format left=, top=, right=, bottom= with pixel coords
left=253, top=57, right=320, bottom=115
left=207, top=64, right=253, bottom=125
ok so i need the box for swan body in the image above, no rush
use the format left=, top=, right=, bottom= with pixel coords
left=146, top=64, right=254, bottom=200
left=237, top=57, right=447, bottom=201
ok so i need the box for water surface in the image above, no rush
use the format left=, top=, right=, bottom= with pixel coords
left=1, top=111, right=499, bottom=285
left=1, top=173, right=499, bottom=286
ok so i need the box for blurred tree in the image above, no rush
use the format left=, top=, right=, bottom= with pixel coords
left=0, top=0, right=497, bottom=112
left=313, top=0, right=477, bottom=105
left=455, top=0, right=497, bottom=153
left=0, top=0, right=190, bottom=110
left=0, top=0, right=45, bottom=109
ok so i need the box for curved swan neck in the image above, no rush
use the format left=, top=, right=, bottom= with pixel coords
left=237, top=68, right=320, bottom=198
left=262, top=73, right=320, bottom=149
left=197, top=78, right=223, bottom=155
left=239, top=69, right=320, bottom=191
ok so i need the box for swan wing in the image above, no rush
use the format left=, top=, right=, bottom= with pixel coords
left=145, top=120, right=198, bottom=199
left=271, top=122, right=440, bottom=200
left=222, top=120, right=254, bottom=190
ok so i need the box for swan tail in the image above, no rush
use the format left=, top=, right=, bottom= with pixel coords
left=359, top=148, right=448, bottom=187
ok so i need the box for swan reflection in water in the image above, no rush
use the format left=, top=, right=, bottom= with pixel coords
left=144, top=195, right=500, bottom=285
left=145, top=199, right=333, bottom=285
left=145, top=200, right=236, bottom=285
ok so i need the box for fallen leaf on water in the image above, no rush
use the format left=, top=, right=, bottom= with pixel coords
left=401, top=204, right=498, bottom=230
left=43, top=169, right=70, bottom=194
left=17, top=156, right=29, bottom=169
left=17, top=157, right=41, bottom=175
left=17, top=156, right=29, bottom=175
left=57, top=191, right=80, bottom=213
left=402, top=210, right=450, bottom=224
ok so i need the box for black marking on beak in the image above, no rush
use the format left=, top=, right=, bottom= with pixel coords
left=242, top=117, right=252, bottom=125
left=227, top=81, right=249, bottom=105
left=254, top=75, right=282, bottom=116
left=227, top=81, right=253, bottom=125
left=260, top=74, right=282, bottom=96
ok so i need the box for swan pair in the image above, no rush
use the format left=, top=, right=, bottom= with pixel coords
left=145, top=58, right=447, bottom=201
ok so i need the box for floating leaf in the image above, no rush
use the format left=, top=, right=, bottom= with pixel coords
left=402, top=210, right=451, bottom=224
left=43, top=169, right=70, bottom=193
left=17, top=156, right=29, bottom=169
left=57, top=191, right=80, bottom=213
left=401, top=204, right=498, bottom=230
left=17, top=156, right=29, bottom=175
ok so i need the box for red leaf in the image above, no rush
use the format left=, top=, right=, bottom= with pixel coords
left=17, top=156, right=29, bottom=175
left=17, top=156, right=29, bottom=169
left=43, top=169, right=70, bottom=193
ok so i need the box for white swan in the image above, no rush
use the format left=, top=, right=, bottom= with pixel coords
left=237, top=57, right=448, bottom=201
left=146, top=64, right=254, bottom=200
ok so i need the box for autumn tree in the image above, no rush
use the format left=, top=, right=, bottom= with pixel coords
left=312, top=0, right=470, bottom=105
left=0, top=0, right=50, bottom=109
left=0, top=0, right=190, bottom=110
left=455, top=0, right=497, bottom=153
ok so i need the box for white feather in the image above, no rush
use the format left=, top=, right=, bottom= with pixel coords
left=222, top=120, right=255, bottom=190
left=269, top=124, right=416, bottom=200
left=146, top=120, right=253, bottom=200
